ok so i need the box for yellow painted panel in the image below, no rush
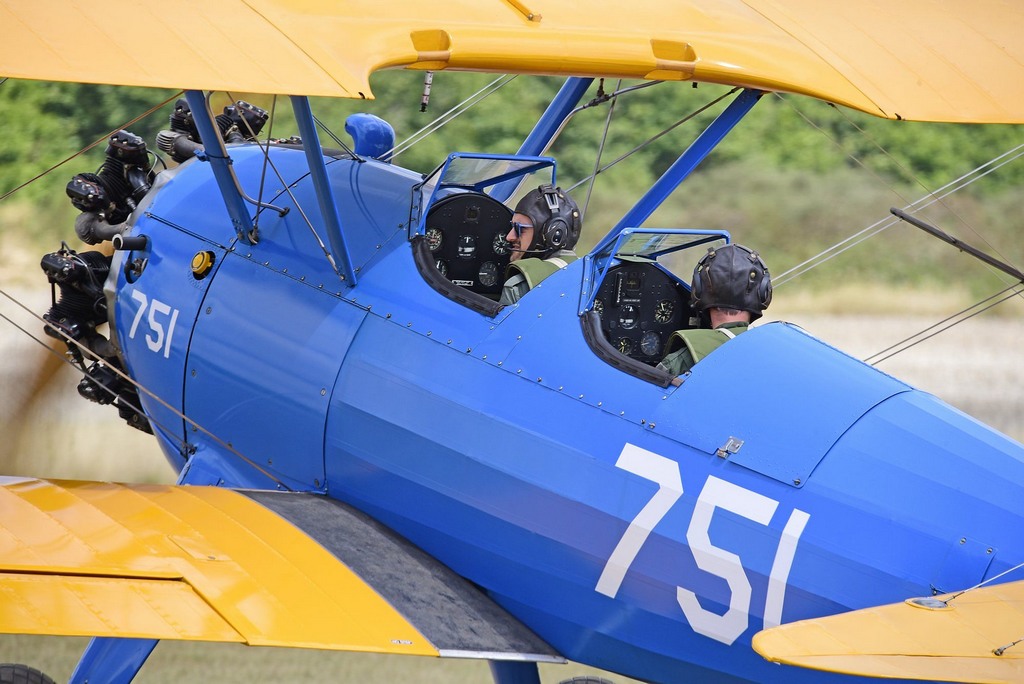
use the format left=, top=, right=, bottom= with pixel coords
left=0, top=480, right=438, bottom=656
left=0, top=573, right=243, bottom=641
left=0, top=0, right=354, bottom=96
left=742, top=0, right=1024, bottom=124
left=757, top=654, right=1024, bottom=684
left=753, top=579, right=1024, bottom=683
left=0, top=0, right=1022, bottom=122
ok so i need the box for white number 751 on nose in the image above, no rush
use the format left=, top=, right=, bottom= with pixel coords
left=595, top=443, right=809, bottom=645
left=128, top=289, right=180, bottom=359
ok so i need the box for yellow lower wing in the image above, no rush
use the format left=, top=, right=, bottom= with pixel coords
left=0, top=478, right=560, bottom=663
left=753, top=580, right=1024, bottom=683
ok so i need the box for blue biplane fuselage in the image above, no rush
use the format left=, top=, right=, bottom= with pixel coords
left=109, top=142, right=1024, bottom=684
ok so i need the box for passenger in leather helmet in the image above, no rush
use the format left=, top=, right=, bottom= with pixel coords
left=658, top=243, right=772, bottom=376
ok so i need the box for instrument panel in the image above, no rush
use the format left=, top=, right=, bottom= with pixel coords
left=423, top=193, right=512, bottom=299
left=592, top=261, right=693, bottom=365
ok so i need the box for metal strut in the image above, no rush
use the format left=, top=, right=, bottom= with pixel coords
left=610, top=87, right=762, bottom=236
left=891, top=207, right=1024, bottom=282
left=183, top=91, right=288, bottom=244
left=491, top=77, right=594, bottom=203
left=291, top=95, right=358, bottom=285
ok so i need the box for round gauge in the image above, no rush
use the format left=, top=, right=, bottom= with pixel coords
left=593, top=299, right=604, bottom=319
left=640, top=331, right=661, bottom=357
left=493, top=232, right=511, bottom=255
left=654, top=299, right=675, bottom=324
left=457, top=234, right=476, bottom=259
left=619, top=304, right=638, bottom=330
left=617, top=338, right=634, bottom=355
left=435, top=259, right=448, bottom=277
left=478, top=261, right=499, bottom=287
left=426, top=227, right=443, bottom=252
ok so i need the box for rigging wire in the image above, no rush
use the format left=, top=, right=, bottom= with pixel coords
left=244, top=93, right=277, bottom=230
left=0, top=300, right=189, bottom=455
left=773, top=142, right=1024, bottom=287
left=829, top=108, right=1024, bottom=356
left=566, top=88, right=738, bottom=194
left=763, top=93, right=1024, bottom=366
left=224, top=92, right=340, bottom=275
left=488, top=79, right=668, bottom=201
left=772, top=91, right=1024, bottom=286
left=538, top=80, right=665, bottom=160
left=928, top=559, right=1024, bottom=657
left=0, top=88, right=295, bottom=485
left=387, top=75, right=518, bottom=159
left=776, top=95, right=917, bottom=208
left=831, top=104, right=1019, bottom=270
left=239, top=132, right=340, bottom=275
left=947, top=559, right=1024, bottom=603
left=864, top=282, right=1024, bottom=366
left=312, top=113, right=357, bottom=158
left=0, top=90, right=184, bottom=204
left=269, top=174, right=340, bottom=275
left=0, top=286, right=292, bottom=490
left=582, top=79, right=621, bottom=220
left=0, top=291, right=174, bottom=437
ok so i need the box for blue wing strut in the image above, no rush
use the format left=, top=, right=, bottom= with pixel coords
left=610, top=88, right=762, bottom=237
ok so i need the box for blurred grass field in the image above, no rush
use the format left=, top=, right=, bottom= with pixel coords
left=0, top=635, right=640, bottom=684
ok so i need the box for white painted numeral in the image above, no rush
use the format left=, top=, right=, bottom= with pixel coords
left=764, top=509, right=810, bottom=629
left=127, top=289, right=180, bottom=358
left=597, top=444, right=809, bottom=645
left=129, top=290, right=148, bottom=339
left=596, top=444, right=683, bottom=597
left=676, top=476, right=776, bottom=645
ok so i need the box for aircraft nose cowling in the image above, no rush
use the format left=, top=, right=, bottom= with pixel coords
left=807, top=382, right=1024, bottom=594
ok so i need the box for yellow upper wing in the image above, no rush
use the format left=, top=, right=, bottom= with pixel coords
left=0, top=477, right=561, bottom=661
left=753, top=580, right=1024, bottom=683
left=0, top=0, right=1022, bottom=122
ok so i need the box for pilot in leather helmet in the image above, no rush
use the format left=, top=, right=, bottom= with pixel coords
left=657, top=243, right=772, bottom=376
left=499, top=185, right=582, bottom=306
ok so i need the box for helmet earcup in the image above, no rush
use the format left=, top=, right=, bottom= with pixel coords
left=543, top=217, right=569, bottom=249
left=756, top=267, right=772, bottom=309
left=515, top=185, right=581, bottom=254
left=690, top=249, right=712, bottom=310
